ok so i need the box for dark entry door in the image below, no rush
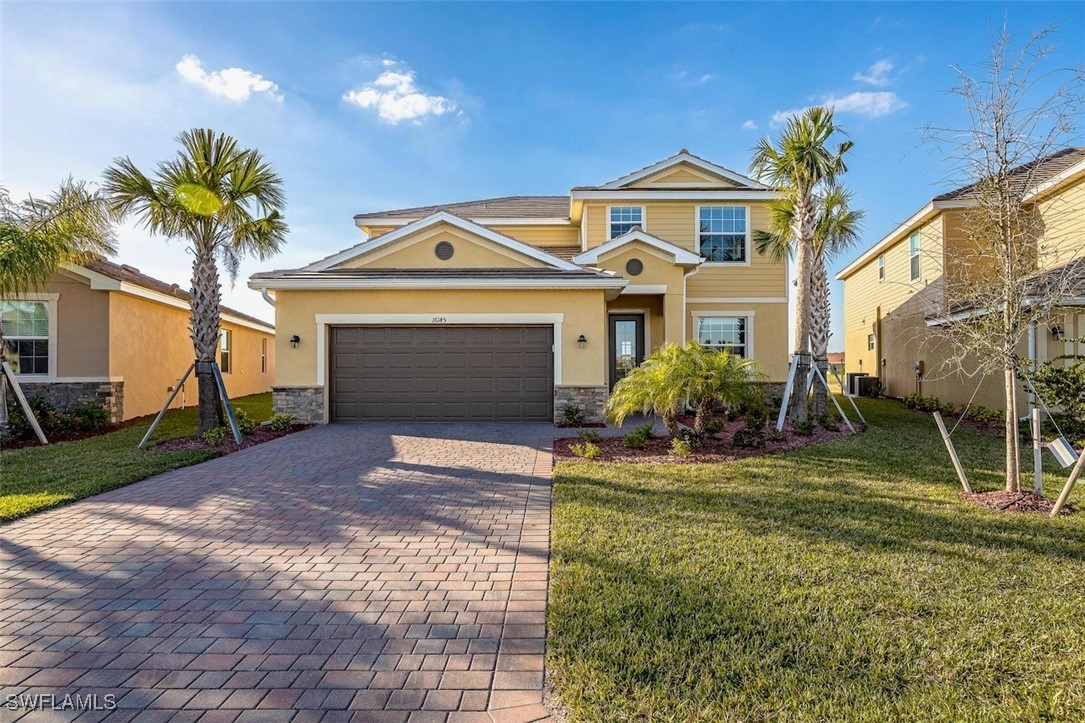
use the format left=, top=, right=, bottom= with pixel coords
left=329, top=325, right=554, bottom=421
left=609, top=314, right=645, bottom=388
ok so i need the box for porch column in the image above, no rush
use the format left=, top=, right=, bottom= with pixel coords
left=663, top=292, right=685, bottom=345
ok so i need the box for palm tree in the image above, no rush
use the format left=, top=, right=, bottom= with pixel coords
left=755, top=184, right=864, bottom=417
left=605, top=342, right=762, bottom=437
left=104, top=129, right=287, bottom=434
left=750, top=107, right=853, bottom=425
left=0, top=180, right=117, bottom=426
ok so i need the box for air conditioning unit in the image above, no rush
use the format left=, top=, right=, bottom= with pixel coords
left=854, top=376, right=880, bottom=397
left=846, top=372, right=868, bottom=395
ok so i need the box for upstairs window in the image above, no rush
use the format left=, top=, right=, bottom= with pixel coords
left=909, top=232, right=921, bottom=281
left=220, top=329, right=233, bottom=374
left=699, top=206, right=748, bottom=263
left=1, top=300, right=50, bottom=375
left=878, top=254, right=885, bottom=281
left=609, top=206, right=643, bottom=239
left=697, top=316, right=748, bottom=357
left=868, top=333, right=876, bottom=351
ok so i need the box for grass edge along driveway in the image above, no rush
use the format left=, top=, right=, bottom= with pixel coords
left=1, top=392, right=272, bottom=522
left=548, top=397, right=1085, bottom=721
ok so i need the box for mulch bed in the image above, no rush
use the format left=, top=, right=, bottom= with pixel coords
left=556, top=422, right=606, bottom=428
left=150, top=424, right=311, bottom=454
left=1, top=418, right=144, bottom=450
left=555, top=416, right=858, bottom=463
left=959, top=489, right=1073, bottom=515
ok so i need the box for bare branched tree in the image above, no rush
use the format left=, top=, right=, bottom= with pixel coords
left=922, top=23, right=1085, bottom=492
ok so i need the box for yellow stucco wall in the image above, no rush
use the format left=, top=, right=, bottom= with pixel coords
left=685, top=301, right=789, bottom=381
left=24, top=272, right=112, bottom=377
left=107, top=292, right=275, bottom=419
left=1037, top=175, right=1085, bottom=269
left=337, top=224, right=547, bottom=269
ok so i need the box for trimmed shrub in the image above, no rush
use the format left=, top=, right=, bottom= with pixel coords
left=732, top=426, right=766, bottom=448
left=233, top=409, right=257, bottom=435
left=268, top=413, right=295, bottom=432
left=64, top=402, right=110, bottom=431
left=669, top=438, right=693, bottom=457
left=623, top=425, right=652, bottom=449
left=202, top=426, right=228, bottom=446
left=705, top=419, right=725, bottom=436
left=569, top=442, right=601, bottom=459
left=578, top=429, right=601, bottom=442
left=562, top=403, right=584, bottom=426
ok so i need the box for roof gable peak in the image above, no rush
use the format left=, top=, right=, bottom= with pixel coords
left=596, top=151, right=771, bottom=191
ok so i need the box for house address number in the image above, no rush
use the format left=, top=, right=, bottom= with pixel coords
left=431, top=316, right=448, bottom=323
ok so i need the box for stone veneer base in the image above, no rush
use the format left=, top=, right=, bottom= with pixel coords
left=17, top=381, right=125, bottom=423
left=272, top=386, right=325, bottom=424
left=553, top=385, right=608, bottom=424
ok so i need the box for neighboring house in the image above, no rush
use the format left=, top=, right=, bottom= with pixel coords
left=249, top=150, right=789, bottom=424
left=827, top=352, right=845, bottom=378
left=837, top=147, right=1085, bottom=410
left=1, top=258, right=276, bottom=422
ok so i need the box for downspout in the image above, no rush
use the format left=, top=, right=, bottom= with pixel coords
left=682, top=264, right=701, bottom=344
left=260, top=287, right=276, bottom=307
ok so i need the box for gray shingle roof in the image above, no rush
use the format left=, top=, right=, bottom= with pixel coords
left=934, top=147, right=1085, bottom=202
left=82, top=257, right=273, bottom=329
left=354, top=196, right=570, bottom=221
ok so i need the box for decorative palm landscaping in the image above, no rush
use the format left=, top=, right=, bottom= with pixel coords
left=547, top=396, right=1085, bottom=721
left=0, top=392, right=306, bottom=522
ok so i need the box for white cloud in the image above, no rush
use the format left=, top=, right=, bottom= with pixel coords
left=771, top=91, right=907, bottom=125
left=742, top=119, right=758, bottom=131
left=175, top=55, right=282, bottom=101
left=343, top=66, right=456, bottom=124
left=698, top=73, right=713, bottom=84
left=852, top=58, right=894, bottom=86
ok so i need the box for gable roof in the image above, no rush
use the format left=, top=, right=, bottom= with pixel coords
left=575, top=150, right=772, bottom=191
left=306, top=211, right=583, bottom=272
left=934, top=147, right=1085, bottom=202
left=574, top=227, right=703, bottom=266
left=354, top=196, right=570, bottom=224
left=69, top=258, right=274, bottom=333
left=838, top=147, right=1085, bottom=282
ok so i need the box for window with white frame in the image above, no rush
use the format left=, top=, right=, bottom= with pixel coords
left=868, top=333, right=876, bottom=351
left=1, top=301, right=50, bottom=375
left=698, top=206, right=747, bottom=262
left=609, top=206, right=643, bottom=239
left=260, top=337, right=268, bottom=373
left=909, top=232, right=921, bottom=281
left=878, top=254, right=885, bottom=281
left=220, top=329, right=233, bottom=373
left=697, top=316, right=748, bottom=357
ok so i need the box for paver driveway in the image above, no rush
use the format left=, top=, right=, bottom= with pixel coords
left=1, top=423, right=555, bottom=722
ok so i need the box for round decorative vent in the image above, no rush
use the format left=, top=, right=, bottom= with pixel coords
left=625, top=258, right=644, bottom=276
left=434, top=241, right=454, bottom=260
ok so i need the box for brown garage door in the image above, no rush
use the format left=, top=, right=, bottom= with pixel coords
left=329, top=326, right=554, bottom=421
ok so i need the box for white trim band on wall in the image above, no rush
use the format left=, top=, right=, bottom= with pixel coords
left=311, top=313, right=566, bottom=387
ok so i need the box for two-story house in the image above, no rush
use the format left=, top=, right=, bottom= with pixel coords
left=838, top=147, right=1085, bottom=410
left=249, top=151, right=789, bottom=423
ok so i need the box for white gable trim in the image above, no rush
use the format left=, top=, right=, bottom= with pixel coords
left=306, top=211, right=581, bottom=272
left=574, top=229, right=703, bottom=266
left=1024, top=157, right=1085, bottom=201
left=599, top=152, right=771, bottom=191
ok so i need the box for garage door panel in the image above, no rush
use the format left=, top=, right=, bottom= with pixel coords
left=330, top=325, right=553, bottom=422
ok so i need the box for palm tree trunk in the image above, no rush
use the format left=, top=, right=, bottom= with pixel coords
left=810, top=258, right=831, bottom=419
left=788, top=190, right=816, bottom=425
left=662, top=411, right=679, bottom=438
left=191, top=246, right=225, bottom=434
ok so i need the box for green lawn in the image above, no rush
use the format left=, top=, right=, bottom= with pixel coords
left=549, top=398, right=1085, bottom=721
left=0, top=392, right=272, bottom=522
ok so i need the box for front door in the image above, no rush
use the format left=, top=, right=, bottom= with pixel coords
left=609, top=314, right=645, bottom=388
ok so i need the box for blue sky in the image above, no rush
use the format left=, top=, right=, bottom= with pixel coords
left=3, top=2, right=1084, bottom=347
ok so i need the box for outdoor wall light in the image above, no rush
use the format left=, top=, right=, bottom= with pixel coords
left=1050, top=325, right=1064, bottom=341
left=577, top=334, right=587, bottom=348
left=290, top=334, right=301, bottom=349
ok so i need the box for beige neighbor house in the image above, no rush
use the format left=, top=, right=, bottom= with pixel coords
left=838, top=147, right=1085, bottom=410
left=249, top=151, right=789, bottom=424
left=1, top=258, right=276, bottom=423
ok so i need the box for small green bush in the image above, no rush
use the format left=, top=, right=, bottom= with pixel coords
left=732, top=426, right=766, bottom=448
left=232, top=409, right=257, bottom=435
left=968, top=405, right=1003, bottom=427
left=65, top=403, right=110, bottom=431
left=903, top=394, right=941, bottom=413
left=745, top=403, right=769, bottom=431
left=678, top=427, right=706, bottom=448
left=705, top=419, right=725, bottom=435
left=202, top=426, right=229, bottom=446
left=669, top=438, right=693, bottom=457
left=562, top=403, right=584, bottom=426
left=793, top=420, right=815, bottom=436
left=268, top=413, right=295, bottom=432
left=569, top=441, right=602, bottom=459
left=623, top=426, right=651, bottom=449
left=578, top=429, right=601, bottom=442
